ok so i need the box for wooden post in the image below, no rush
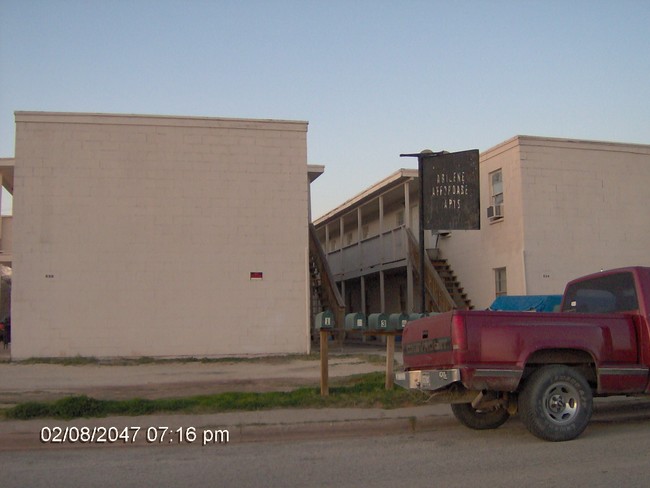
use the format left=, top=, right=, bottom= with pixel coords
left=361, top=330, right=401, bottom=390
left=320, top=329, right=329, bottom=396
left=385, top=334, right=395, bottom=389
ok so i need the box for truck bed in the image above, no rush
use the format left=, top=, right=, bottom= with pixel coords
left=402, top=310, right=647, bottom=394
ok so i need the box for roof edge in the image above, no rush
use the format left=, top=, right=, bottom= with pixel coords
left=314, top=168, right=417, bottom=224
left=14, top=111, right=309, bottom=132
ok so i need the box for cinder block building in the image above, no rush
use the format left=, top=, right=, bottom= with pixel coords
left=313, top=136, right=650, bottom=313
left=11, top=112, right=320, bottom=359
left=440, top=136, right=650, bottom=308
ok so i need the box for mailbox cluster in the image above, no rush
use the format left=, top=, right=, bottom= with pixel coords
left=314, top=311, right=436, bottom=331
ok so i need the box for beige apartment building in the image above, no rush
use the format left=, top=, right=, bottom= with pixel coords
left=314, top=136, right=650, bottom=313
left=11, top=111, right=320, bottom=359
left=442, top=136, right=650, bottom=308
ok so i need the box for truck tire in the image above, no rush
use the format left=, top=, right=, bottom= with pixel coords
left=451, top=402, right=510, bottom=430
left=518, top=365, right=593, bottom=442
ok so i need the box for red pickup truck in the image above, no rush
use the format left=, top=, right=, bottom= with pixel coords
left=395, top=266, right=650, bottom=441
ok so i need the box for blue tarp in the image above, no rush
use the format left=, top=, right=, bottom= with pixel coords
left=488, top=295, right=563, bottom=313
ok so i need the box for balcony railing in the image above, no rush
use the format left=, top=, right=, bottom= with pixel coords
left=404, top=227, right=456, bottom=312
left=325, top=226, right=408, bottom=279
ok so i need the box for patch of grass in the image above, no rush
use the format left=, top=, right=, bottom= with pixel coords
left=8, top=395, right=104, bottom=420
left=328, top=353, right=388, bottom=366
left=2, top=372, right=429, bottom=421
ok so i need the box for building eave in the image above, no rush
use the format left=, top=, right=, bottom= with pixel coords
left=314, top=168, right=418, bottom=225
left=308, top=165, right=325, bottom=183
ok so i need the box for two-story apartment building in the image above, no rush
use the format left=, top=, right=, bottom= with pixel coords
left=11, top=111, right=321, bottom=359
left=440, top=136, right=650, bottom=308
left=314, top=136, right=650, bottom=313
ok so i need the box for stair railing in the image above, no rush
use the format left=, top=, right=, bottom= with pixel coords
left=309, top=224, right=345, bottom=334
left=405, top=228, right=456, bottom=312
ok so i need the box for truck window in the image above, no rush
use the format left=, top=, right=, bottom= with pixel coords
left=562, top=272, right=638, bottom=313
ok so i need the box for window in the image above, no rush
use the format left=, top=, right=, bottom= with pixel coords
left=562, top=271, right=638, bottom=313
left=490, top=170, right=503, bottom=206
left=488, top=169, right=504, bottom=221
left=495, top=267, right=507, bottom=297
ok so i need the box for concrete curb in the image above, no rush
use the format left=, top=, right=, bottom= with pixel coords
left=2, top=397, right=649, bottom=450
left=0, top=405, right=455, bottom=451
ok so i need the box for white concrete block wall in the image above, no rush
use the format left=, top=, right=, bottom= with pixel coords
left=12, top=112, right=310, bottom=359
left=520, top=138, right=650, bottom=294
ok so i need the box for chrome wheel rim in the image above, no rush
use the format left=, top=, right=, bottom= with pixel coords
left=542, top=382, right=580, bottom=424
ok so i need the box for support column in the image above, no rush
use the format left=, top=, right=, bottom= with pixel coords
left=405, top=179, right=415, bottom=313
left=357, top=208, right=363, bottom=282
left=357, top=207, right=363, bottom=242
left=380, top=270, right=385, bottom=313
left=361, top=276, right=367, bottom=343
left=379, top=195, right=384, bottom=264
left=325, top=224, right=329, bottom=252
left=407, top=259, right=415, bottom=313
left=404, top=180, right=411, bottom=230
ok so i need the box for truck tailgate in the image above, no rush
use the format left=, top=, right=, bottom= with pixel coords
left=402, top=313, right=456, bottom=370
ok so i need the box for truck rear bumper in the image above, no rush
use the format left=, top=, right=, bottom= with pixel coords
left=394, top=369, right=461, bottom=391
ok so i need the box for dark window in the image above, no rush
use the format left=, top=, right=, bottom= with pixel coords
left=562, top=272, right=638, bottom=313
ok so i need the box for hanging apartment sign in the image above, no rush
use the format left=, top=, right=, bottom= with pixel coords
left=402, top=149, right=480, bottom=230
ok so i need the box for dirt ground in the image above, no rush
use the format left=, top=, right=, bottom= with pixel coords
left=0, top=346, right=399, bottom=406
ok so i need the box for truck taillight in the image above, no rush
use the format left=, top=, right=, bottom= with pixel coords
left=451, top=314, right=467, bottom=351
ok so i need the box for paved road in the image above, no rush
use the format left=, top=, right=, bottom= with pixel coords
left=4, top=403, right=650, bottom=488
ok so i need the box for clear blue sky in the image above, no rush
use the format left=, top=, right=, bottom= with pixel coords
left=1, top=0, right=649, bottom=218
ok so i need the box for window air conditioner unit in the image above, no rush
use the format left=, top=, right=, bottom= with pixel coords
left=487, top=204, right=504, bottom=220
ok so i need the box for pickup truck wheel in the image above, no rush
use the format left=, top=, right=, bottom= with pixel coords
left=450, top=402, right=510, bottom=430
left=519, top=365, right=593, bottom=442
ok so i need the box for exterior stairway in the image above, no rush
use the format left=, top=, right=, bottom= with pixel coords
left=405, top=228, right=473, bottom=312
left=432, top=259, right=473, bottom=310
left=308, top=224, right=345, bottom=340
left=406, top=228, right=455, bottom=312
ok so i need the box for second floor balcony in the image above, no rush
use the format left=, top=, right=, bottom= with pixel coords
left=324, top=226, right=408, bottom=281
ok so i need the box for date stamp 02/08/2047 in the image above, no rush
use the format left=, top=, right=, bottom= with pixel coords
left=39, top=425, right=230, bottom=446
